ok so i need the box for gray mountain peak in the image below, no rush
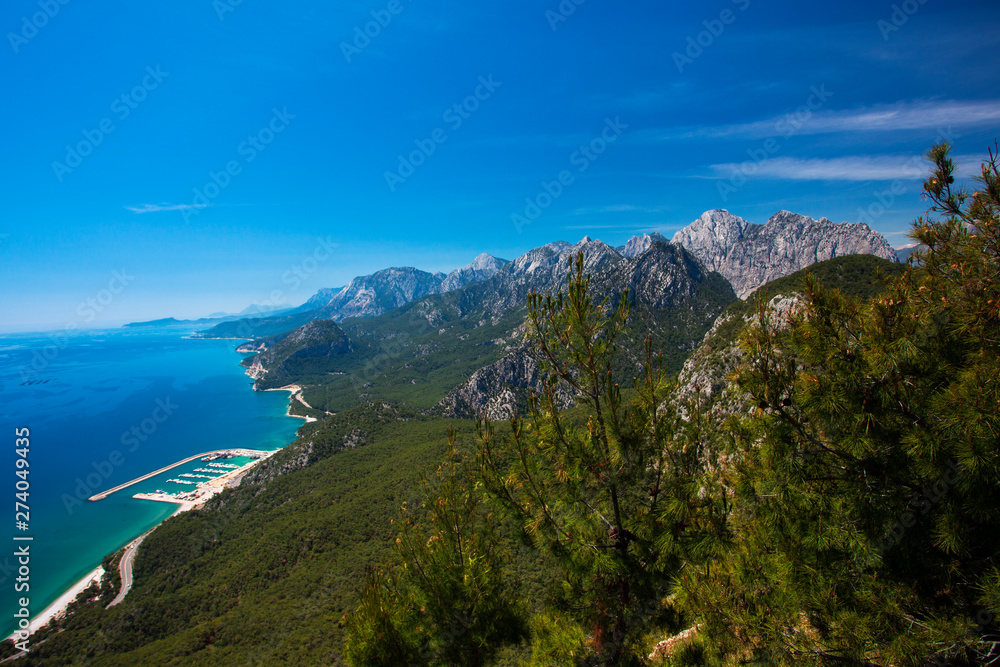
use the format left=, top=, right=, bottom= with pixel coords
left=440, top=253, right=508, bottom=292
left=672, top=209, right=896, bottom=298
left=619, top=232, right=669, bottom=258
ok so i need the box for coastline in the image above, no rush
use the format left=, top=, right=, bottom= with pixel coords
left=0, top=329, right=301, bottom=648
left=8, top=450, right=281, bottom=646
left=264, top=384, right=319, bottom=423
left=8, top=567, right=104, bottom=642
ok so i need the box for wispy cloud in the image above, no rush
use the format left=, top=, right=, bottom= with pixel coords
left=709, top=154, right=983, bottom=181
left=571, top=204, right=674, bottom=216
left=651, top=100, right=1000, bottom=141
left=125, top=203, right=208, bottom=214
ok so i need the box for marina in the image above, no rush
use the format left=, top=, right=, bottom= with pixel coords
left=89, top=449, right=271, bottom=502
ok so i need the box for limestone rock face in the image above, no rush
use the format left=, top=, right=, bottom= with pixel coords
left=439, top=253, right=507, bottom=293
left=675, top=293, right=802, bottom=419
left=673, top=209, right=896, bottom=298
left=618, top=232, right=669, bottom=258
left=437, top=348, right=544, bottom=421
left=438, top=239, right=737, bottom=419
left=469, top=237, right=624, bottom=315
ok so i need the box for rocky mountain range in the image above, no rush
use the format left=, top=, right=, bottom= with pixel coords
left=291, top=253, right=508, bottom=320
left=196, top=253, right=507, bottom=339
left=213, top=208, right=896, bottom=418
left=672, top=209, right=897, bottom=298
left=431, top=238, right=736, bottom=419
left=618, top=232, right=669, bottom=258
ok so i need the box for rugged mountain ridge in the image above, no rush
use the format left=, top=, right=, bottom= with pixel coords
left=299, top=253, right=508, bottom=321
left=226, top=209, right=899, bottom=416
left=196, top=253, right=507, bottom=339
left=672, top=209, right=896, bottom=298
left=244, top=319, right=352, bottom=388
left=618, top=232, right=668, bottom=258
left=437, top=240, right=735, bottom=419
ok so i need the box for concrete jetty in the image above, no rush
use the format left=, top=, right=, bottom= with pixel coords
left=88, top=449, right=272, bottom=501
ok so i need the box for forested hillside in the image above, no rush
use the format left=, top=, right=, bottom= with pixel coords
left=11, top=145, right=996, bottom=666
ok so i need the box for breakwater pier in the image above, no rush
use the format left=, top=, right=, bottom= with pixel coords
left=88, top=449, right=270, bottom=501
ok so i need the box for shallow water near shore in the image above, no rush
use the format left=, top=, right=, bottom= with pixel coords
left=0, top=328, right=301, bottom=639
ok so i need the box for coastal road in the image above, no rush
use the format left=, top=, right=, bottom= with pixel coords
left=107, top=531, right=152, bottom=608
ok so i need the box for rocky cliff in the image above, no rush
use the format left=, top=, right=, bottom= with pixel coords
left=437, top=239, right=737, bottom=419
left=617, top=232, right=669, bottom=258
left=672, top=209, right=897, bottom=298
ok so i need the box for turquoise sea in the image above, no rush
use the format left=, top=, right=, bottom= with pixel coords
left=0, top=328, right=301, bottom=639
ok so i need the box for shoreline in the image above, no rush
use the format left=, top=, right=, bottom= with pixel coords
left=3, top=332, right=304, bottom=648
left=7, top=450, right=280, bottom=646
left=264, top=385, right=318, bottom=423
left=8, top=567, right=104, bottom=642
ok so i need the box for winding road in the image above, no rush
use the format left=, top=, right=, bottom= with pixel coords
left=106, top=531, right=152, bottom=608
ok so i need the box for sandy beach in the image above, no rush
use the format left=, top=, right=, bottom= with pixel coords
left=8, top=567, right=104, bottom=641
left=265, top=385, right=319, bottom=422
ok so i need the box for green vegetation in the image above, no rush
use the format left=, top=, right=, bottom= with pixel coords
left=251, top=319, right=353, bottom=389
left=344, top=430, right=527, bottom=666
left=665, top=143, right=1000, bottom=664
left=347, top=144, right=1000, bottom=664
left=474, top=256, right=719, bottom=665
left=19, top=144, right=997, bottom=666
left=704, top=253, right=907, bottom=350
left=13, top=408, right=484, bottom=665
left=301, top=303, right=526, bottom=411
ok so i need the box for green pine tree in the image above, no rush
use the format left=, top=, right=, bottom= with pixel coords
left=675, top=143, right=1000, bottom=665
left=343, top=428, right=526, bottom=666
left=477, top=253, right=724, bottom=665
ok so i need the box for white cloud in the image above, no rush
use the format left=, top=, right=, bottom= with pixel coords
left=125, top=203, right=208, bottom=214
left=709, top=154, right=983, bottom=181
left=655, top=100, right=1000, bottom=141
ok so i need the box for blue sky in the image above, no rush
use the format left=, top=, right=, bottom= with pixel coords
left=2, top=0, right=998, bottom=331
